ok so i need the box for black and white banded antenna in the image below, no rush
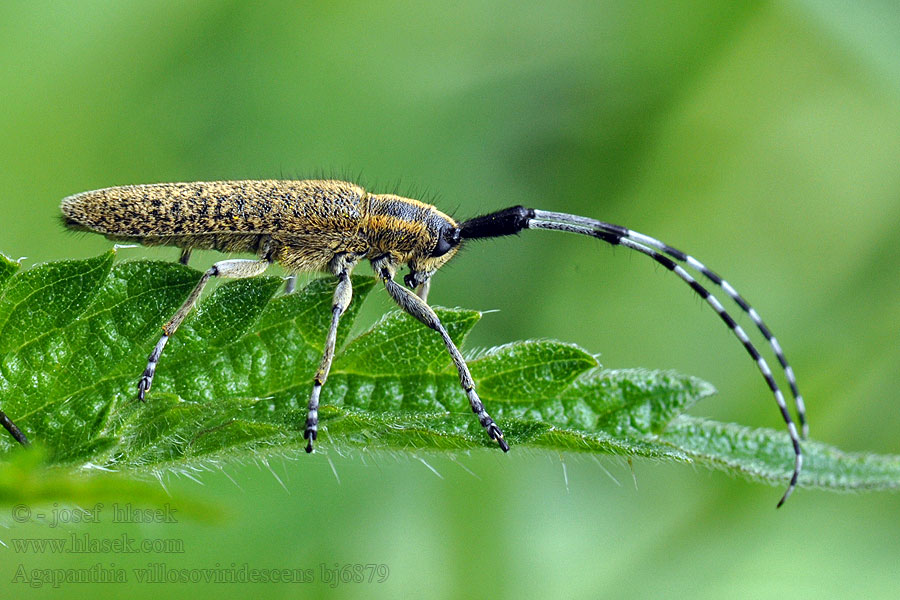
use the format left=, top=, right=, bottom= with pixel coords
left=459, top=206, right=805, bottom=507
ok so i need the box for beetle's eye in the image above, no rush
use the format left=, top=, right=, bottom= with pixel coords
left=431, top=227, right=459, bottom=257
left=431, top=236, right=452, bottom=257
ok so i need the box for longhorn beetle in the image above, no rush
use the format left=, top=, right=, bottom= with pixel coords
left=6, top=179, right=809, bottom=505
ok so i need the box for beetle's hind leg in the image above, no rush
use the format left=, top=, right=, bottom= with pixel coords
left=380, top=258, right=508, bottom=451
left=137, top=258, right=272, bottom=401
left=304, top=253, right=359, bottom=452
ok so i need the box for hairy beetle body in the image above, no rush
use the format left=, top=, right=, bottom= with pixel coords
left=61, top=179, right=458, bottom=273
left=1, top=177, right=802, bottom=506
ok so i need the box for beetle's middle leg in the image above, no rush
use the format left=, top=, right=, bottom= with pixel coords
left=137, top=258, right=272, bottom=401
left=304, top=253, right=359, bottom=452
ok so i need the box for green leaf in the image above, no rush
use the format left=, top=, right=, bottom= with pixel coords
left=0, top=254, right=19, bottom=289
left=0, top=251, right=114, bottom=354
left=661, top=418, right=900, bottom=491
left=0, top=448, right=219, bottom=520
left=1, top=253, right=899, bottom=497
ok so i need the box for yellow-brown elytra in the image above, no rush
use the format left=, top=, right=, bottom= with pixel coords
left=5, top=179, right=808, bottom=506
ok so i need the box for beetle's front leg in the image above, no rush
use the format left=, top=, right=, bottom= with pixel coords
left=404, top=269, right=434, bottom=302
left=382, top=257, right=507, bottom=451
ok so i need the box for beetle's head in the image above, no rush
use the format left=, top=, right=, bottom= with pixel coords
left=407, top=212, right=462, bottom=277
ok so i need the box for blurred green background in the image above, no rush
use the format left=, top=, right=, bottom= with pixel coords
left=2, top=1, right=899, bottom=597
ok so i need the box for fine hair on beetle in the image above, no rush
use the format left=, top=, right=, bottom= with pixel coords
left=0, top=179, right=805, bottom=507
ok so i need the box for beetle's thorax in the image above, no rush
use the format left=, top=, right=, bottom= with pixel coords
left=363, top=193, right=459, bottom=271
